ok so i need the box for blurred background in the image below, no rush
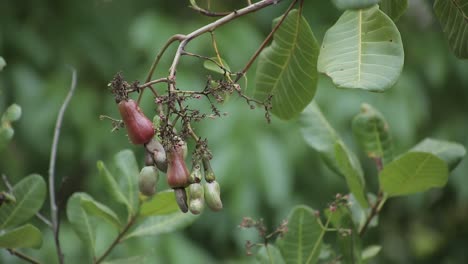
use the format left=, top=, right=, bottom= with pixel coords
left=0, top=0, right=467, bottom=263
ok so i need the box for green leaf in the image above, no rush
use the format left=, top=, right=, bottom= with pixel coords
left=326, top=205, right=362, bottom=264
left=66, top=192, right=95, bottom=254
left=203, top=57, right=231, bottom=75
left=122, top=212, right=198, bottom=240
left=97, top=161, right=131, bottom=214
left=380, top=152, right=449, bottom=197
left=277, top=205, right=323, bottom=264
left=379, top=0, right=408, bottom=21
left=254, top=9, right=319, bottom=120
left=352, top=103, right=393, bottom=165
left=335, top=142, right=369, bottom=208
left=80, top=196, right=121, bottom=230
left=0, top=174, right=46, bottom=229
left=256, top=244, right=285, bottom=264
left=300, top=102, right=368, bottom=208
left=332, top=0, right=380, bottom=10
left=410, top=138, right=466, bottom=171
left=102, top=256, right=148, bottom=264
left=139, top=190, right=180, bottom=217
left=362, top=245, right=382, bottom=262
left=114, top=150, right=140, bottom=215
left=2, top=104, right=22, bottom=122
left=0, top=57, right=5, bottom=71
left=434, top=0, right=468, bottom=58
left=318, top=5, right=404, bottom=92
left=0, top=224, right=42, bottom=249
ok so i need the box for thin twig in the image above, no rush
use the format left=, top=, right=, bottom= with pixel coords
left=2, top=174, right=52, bottom=227
left=359, top=191, right=385, bottom=237
left=7, top=249, right=41, bottom=264
left=94, top=215, right=138, bottom=264
left=145, top=34, right=185, bottom=83
left=138, top=78, right=170, bottom=89
left=235, top=0, right=298, bottom=82
left=49, top=67, right=78, bottom=264
left=189, top=0, right=231, bottom=17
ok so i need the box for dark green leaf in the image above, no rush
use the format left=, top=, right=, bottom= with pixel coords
left=139, top=190, right=180, bottom=217
left=318, top=5, right=404, bottom=91
left=254, top=9, right=319, bottom=120
left=332, top=0, right=380, bottom=10
left=352, top=103, right=393, bottom=165
left=203, top=57, right=231, bottom=75
left=0, top=174, right=46, bottom=229
left=379, top=0, right=408, bottom=21
left=256, top=244, right=285, bottom=264
left=123, top=212, right=198, bottom=240
left=80, top=196, right=121, bottom=230
left=277, top=205, right=323, bottom=264
left=410, top=138, right=466, bottom=171
left=0, top=224, right=42, bottom=249
left=434, top=0, right=468, bottom=58
left=380, top=152, right=449, bottom=197
left=97, top=161, right=131, bottom=214
left=114, top=150, right=140, bottom=215
left=66, top=193, right=95, bottom=254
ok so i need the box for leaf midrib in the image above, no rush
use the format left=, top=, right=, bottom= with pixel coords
left=0, top=180, right=39, bottom=229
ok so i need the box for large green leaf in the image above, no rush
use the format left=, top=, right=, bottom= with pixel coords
left=318, top=5, right=404, bottom=91
left=114, top=150, right=140, bottom=215
left=410, top=138, right=466, bottom=171
left=300, top=102, right=368, bottom=208
left=122, top=212, right=198, bottom=240
left=434, top=0, right=468, bottom=58
left=0, top=224, right=42, bottom=249
left=254, top=9, right=319, bottom=120
left=66, top=193, right=95, bottom=255
left=332, top=0, right=380, bottom=10
left=97, top=161, right=131, bottom=214
left=326, top=205, right=362, bottom=264
left=277, top=206, right=323, bottom=264
left=256, top=244, right=285, bottom=264
left=335, top=142, right=369, bottom=208
left=380, top=152, right=449, bottom=197
left=352, top=103, right=393, bottom=165
left=0, top=174, right=46, bottom=229
left=139, top=190, right=179, bottom=217
left=80, top=196, right=121, bottom=230
left=379, top=0, right=408, bottom=21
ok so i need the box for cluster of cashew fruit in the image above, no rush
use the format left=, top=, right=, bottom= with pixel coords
left=118, top=98, right=222, bottom=214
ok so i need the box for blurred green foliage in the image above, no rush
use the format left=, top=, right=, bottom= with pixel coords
left=0, top=0, right=467, bottom=263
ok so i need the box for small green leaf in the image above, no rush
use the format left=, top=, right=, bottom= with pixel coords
left=0, top=174, right=46, bottom=229
left=114, top=150, right=140, bottom=215
left=362, top=245, right=382, bottom=261
left=203, top=57, right=230, bottom=75
left=123, top=212, right=198, bottom=240
left=277, top=205, right=323, bottom=264
left=332, top=0, right=380, bottom=10
left=335, top=142, right=369, bottom=208
left=318, top=5, right=404, bottom=91
left=256, top=244, right=285, bottom=264
left=2, top=104, right=22, bottom=122
left=0, top=57, right=5, bottom=71
left=0, top=224, right=42, bottom=249
left=380, top=152, right=449, bottom=197
left=80, top=197, right=121, bottom=230
left=326, top=205, right=362, bottom=264
left=139, top=190, right=179, bottom=217
left=66, top=193, right=95, bottom=254
left=410, top=138, right=466, bottom=171
left=434, top=0, right=468, bottom=58
left=300, top=102, right=368, bottom=208
left=254, top=9, right=319, bottom=120
left=97, top=160, right=131, bottom=215
left=352, top=103, right=393, bottom=165
left=379, top=0, right=408, bottom=21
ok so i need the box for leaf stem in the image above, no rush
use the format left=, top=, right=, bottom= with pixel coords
left=49, top=67, right=77, bottom=264
left=307, top=216, right=330, bottom=264
left=6, top=249, right=41, bottom=264
left=94, top=215, right=138, bottom=264
left=358, top=191, right=386, bottom=237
